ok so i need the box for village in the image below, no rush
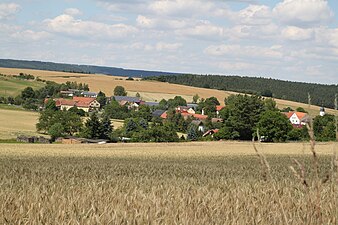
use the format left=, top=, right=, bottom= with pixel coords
left=16, top=83, right=329, bottom=145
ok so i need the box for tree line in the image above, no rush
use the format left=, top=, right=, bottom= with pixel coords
left=144, top=74, right=338, bottom=109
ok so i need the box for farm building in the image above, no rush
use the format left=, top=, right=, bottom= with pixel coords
left=45, top=97, right=100, bottom=112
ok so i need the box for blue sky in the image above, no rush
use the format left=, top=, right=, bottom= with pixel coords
left=0, top=0, right=337, bottom=84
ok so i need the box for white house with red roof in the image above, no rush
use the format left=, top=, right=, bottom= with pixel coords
left=45, top=97, right=100, bottom=112
left=284, top=111, right=309, bottom=127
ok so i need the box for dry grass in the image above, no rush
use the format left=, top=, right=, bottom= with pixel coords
left=0, top=108, right=40, bottom=139
left=0, top=142, right=337, bottom=224
left=0, top=67, right=333, bottom=116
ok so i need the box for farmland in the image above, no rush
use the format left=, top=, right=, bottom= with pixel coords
left=0, top=108, right=40, bottom=139
left=0, top=142, right=337, bottom=224
left=0, top=67, right=334, bottom=117
left=0, top=75, right=45, bottom=97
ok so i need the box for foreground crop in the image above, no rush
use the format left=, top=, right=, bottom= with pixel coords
left=0, top=143, right=337, bottom=224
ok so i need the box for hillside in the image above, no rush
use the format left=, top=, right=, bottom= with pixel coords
left=0, top=59, right=179, bottom=78
left=144, top=75, right=338, bottom=109
left=0, top=74, right=45, bottom=97
left=0, top=67, right=335, bottom=117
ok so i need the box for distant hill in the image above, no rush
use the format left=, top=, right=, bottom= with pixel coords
left=0, top=59, right=180, bottom=78
left=144, top=74, right=338, bottom=109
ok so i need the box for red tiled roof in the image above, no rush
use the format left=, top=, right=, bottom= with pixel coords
left=55, top=99, right=76, bottom=107
left=216, top=105, right=224, bottom=111
left=284, top=111, right=308, bottom=120
left=160, top=111, right=167, bottom=119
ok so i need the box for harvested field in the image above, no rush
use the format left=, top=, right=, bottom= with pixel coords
left=0, top=67, right=333, bottom=116
left=0, top=108, right=40, bottom=139
left=0, top=142, right=337, bottom=224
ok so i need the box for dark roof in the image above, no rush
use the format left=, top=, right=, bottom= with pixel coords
left=152, top=110, right=166, bottom=117
left=187, top=103, right=198, bottom=109
left=143, top=102, right=160, bottom=107
left=113, top=96, right=141, bottom=102
left=82, top=91, right=97, bottom=96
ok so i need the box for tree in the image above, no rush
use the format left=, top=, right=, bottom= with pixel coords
left=21, top=87, right=35, bottom=99
left=45, top=99, right=58, bottom=111
left=96, top=91, right=107, bottom=108
left=36, top=110, right=82, bottom=136
left=193, top=94, right=199, bottom=103
left=136, top=92, right=141, bottom=98
left=187, top=123, right=198, bottom=141
left=104, top=100, right=130, bottom=119
left=296, top=107, right=307, bottom=113
left=220, top=94, right=265, bottom=140
left=264, top=98, right=278, bottom=111
left=82, top=113, right=101, bottom=139
left=114, top=86, right=127, bottom=96
left=261, top=89, right=273, bottom=97
left=100, top=115, right=113, bottom=140
left=48, top=123, right=65, bottom=142
left=167, top=96, right=187, bottom=108
left=68, top=106, right=85, bottom=116
left=257, top=110, right=293, bottom=142
left=125, top=118, right=138, bottom=135
left=313, top=114, right=336, bottom=141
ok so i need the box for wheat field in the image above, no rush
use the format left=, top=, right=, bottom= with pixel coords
left=1, top=142, right=337, bottom=224
left=0, top=67, right=333, bottom=116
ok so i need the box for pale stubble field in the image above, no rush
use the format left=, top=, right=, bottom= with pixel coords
left=1, top=142, right=337, bottom=224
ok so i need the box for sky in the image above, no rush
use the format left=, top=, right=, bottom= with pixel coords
left=0, top=0, right=337, bottom=84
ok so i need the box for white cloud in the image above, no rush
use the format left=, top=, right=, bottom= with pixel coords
left=64, top=8, right=82, bottom=16
left=205, top=44, right=283, bottom=59
left=11, top=30, right=51, bottom=41
left=273, top=0, right=334, bottom=26
left=136, top=15, right=187, bottom=29
left=155, top=42, right=182, bottom=51
left=282, top=26, right=314, bottom=41
left=0, top=3, right=20, bottom=20
left=148, top=0, right=215, bottom=17
left=176, top=21, right=225, bottom=40
left=235, top=4, right=272, bottom=25
left=44, top=14, right=138, bottom=40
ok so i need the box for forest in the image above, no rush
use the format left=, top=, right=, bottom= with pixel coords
left=144, top=74, right=338, bottom=108
left=0, top=59, right=179, bottom=77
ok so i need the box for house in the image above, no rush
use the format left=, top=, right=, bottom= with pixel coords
left=81, top=91, right=97, bottom=98
left=176, top=106, right=196, bottom=114
left=152, top=109, right=166, bottom=117
left=216, top=105, right=224, bottom=117
left=320, top=107, right=325, bottom=116
left=60, top=90, right=75, bottom=97
left=284, top=111, right=309, bottom=127
left=141, top=101, right=160, bottom=107
left=203, top=129, right=219, bottom=137
left=112, top=96, right=141, bottom=104
left=112, top=96, right=141, bottom=109
left=187, top=103, right=198, bottom=110
left=191, top=120, right=205, bottom=133
left=46, top=97, right=100, bottom=112
left=73, top=97, right=100, bottom=111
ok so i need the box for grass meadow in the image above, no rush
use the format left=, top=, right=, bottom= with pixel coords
left=0, top=75, right=45, bottom=97
left=1, top=142, right=337, bottom=224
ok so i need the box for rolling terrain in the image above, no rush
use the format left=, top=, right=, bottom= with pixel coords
left=0, top=75, right=45, bottom=97
left=0, top=67, right=335, bottom=117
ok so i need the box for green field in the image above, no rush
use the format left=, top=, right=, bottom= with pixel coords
left=0, top=142, right=337, bottom=224
left=0, top=75, right=45, bottom=97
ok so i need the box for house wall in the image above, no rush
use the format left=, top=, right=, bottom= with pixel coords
left=89, top=100, right=100, bottom=109
left=289, top=114, right=300, bottom=124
